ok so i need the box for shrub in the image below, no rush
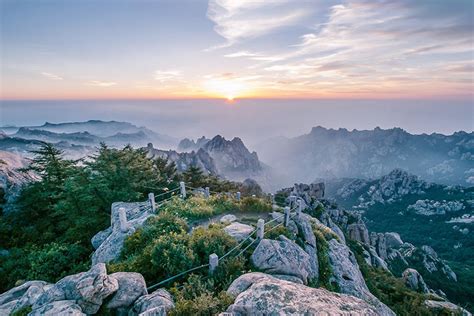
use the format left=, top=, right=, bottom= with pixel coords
left=312, top=228, right=338, bottom=292
left=121, top=213, right=188, bottom=258
left=189, top=225, right=238, bottom=263
left=264, top=225, right=293, bottom=240
left=170, top=274, right=234, bottom=316
left=239, top=196, right=272, bottom=212
left=151, top=233, right=196, bottom=277
left=27, top=242, right=89, bottom=282
left=161, top=197, right=215, bottom=220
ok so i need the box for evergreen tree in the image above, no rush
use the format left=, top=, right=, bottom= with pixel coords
left=183, top=165, right=205, bottom=188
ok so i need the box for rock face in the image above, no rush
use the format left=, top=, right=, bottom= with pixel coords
left=327, top=239, right=395, bottom=316
left=225, top=273, right=379, bottom=315
left=128, top=289, right=175, bottom=316
left=106, top=272, right=147, bottom=311
left=203, top=135, right=262, bottom=173
left=223, top=222, right=254, bottom=242
left=402, top=268, right=429, bottom=293
left=347, top=223, right=370, bottom=244
left=146, top=146, right=218, bottom=175
left=0, top=150, right=37, bottom=214
left=29, top=300, right=85, bottom=316
left=424, top=300, right=472, bottom=316
left=0, top=281, right=51, bottom=315
left=32, top=263, right=118, bottom=314
left=91, top=201, right=154, bottom=265
left=251, top=236, right=317, bottom=284
left=408, top=199, right=464, bottom=216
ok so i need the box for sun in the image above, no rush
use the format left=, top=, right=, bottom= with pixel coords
left=203, top=78, right=246, bottom=100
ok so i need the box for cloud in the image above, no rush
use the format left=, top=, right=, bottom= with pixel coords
left=86, top=80, right=117, bottom=87
left=224, top=51, right=261, bottom=58
left=41, top=72, right=63, bottom=80
left=206, top=0, right=311, bottom=47
left=154, top=70, right=181, bottom=82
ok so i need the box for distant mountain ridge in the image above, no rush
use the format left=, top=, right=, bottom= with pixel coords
left=1, top=120, right=177, bottom=154
left=256, top=126, right=474, bottom=186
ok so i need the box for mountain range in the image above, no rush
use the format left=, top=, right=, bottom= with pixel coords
left=255, top=126, right=474, bottom=187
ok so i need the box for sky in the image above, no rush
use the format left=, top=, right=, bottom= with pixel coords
left=0, top=0, right=473, bottom=100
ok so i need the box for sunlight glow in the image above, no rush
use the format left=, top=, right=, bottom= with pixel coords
left=203, top=78, right=247, bottom=100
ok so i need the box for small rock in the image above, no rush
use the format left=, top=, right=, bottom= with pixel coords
left=220, top=214, right=237, bottom=224
left=223, top=222, right=254, bottom=241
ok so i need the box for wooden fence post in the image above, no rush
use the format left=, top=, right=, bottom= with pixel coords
left=209, top=253, right=218, bottom=274
left=180, top=181, right=186, bottom=199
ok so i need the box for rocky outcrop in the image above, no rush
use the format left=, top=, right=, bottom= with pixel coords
left=223, top=222, right=254, bottom=242
left=347, top=222, right=370, bottom=244
left=106, top=272, right=147, bottom=311
left=203, top=135, right=262, bottom=173
left=29, top=300, right=85, bottom=316
left=327, top=239, right=395, bottom=316
left=250, top=236, right=317, bottom=284
left=220, top=214, right=237, bottom=224
left=32, top=263, right=118, bottom=314
left=0, top=150, right=37, bottom=214
left=146, top=146, right=218, bottom=175
left=370, top=232, right=388, bottom=260
left=408, top=199, right=464, bottom=216
left=424, top=300, right=472, bottom=316
left=402, top=268, right=429, bottom=293
left=225, top=273, right=380, bottom=315
left=128, top=289, right=175, bottom=316
left=238, top=178, right=263, bottom=196
left=91, top=201, right=154, bottom=265
left=0, top=281, right=51, bottom=315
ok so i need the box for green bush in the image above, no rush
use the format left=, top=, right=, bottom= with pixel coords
left=161, top=197, right=215, bottom=220
left=121, top=213, right=188, bottom=258
left=151, top=232, right=196, bottom=277
left=27, top=242, right=89, bottom=282
left=239, top=196, right=272, bottom=212
left=170, top=274, right=234, bottom=316
left=189, top=225, right=238, bottom=263
left=312, top=227, right=338, bottom=292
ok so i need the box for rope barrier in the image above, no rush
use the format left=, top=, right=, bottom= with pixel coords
left=147, top=263, right=210, bottom=291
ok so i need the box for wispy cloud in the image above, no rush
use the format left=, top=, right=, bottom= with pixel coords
left=41, top=72, right=63, bottom=80
left=154, top=70, right=181, bottom=82
left=206, top=0, right=311, bottom=48
left=86, top=80, right=117, bottom=87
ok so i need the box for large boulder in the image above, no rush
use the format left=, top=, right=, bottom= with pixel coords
left=32, top=263, right=118, bottom=314
left=402, top=269, right=429, bottom=293
left=385, top=232, right=403, bottom=249
left=250, top=236, right=316, bottom=284
left=370, top=232, right=388, bottom=260
left=223, top=222, right=254, bottom=242
left=328, top=239, right=395, bottom=316
left=128, top=289, right=175, bottom=316
left=0, top=281, right=51, bottom=315
left=107, top=272, right=147, bottom=311
left=347, top=223, right=370, bottom=244
left=225, top=273, right=379, bottom=315
left=29, top=300, right=85, bottom=316
left=92, top=201, right=154, bottom=265
left=293, top=214, right=319, bottom=281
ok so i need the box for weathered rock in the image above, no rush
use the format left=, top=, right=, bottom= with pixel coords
left=424, top=300, right=472, bottom=316
left=92, top=201, right=154, bottom=265
left=239, top=178, right=263, bottom=196
left=220, top=214, right=237, bottom=224
left=223, top=222, right=254, bottom=241
left=107, top=272, right=147, bottom=310
left=385, top=232, right=403, bottom=249
left=363, top=246, right=389, bottom=271
left=91, top=227, right=112, bottom=250
left=328, top=239, right=395, bottom=315
left=370, top=232, right=388, bottom=260
left=128, top=289, right=174, bottom=316
left=402, top=268, right=429, bottom=293
left=29, top=300, right=85, bottom=316
left=225, top=273, right=379, bottom=315
left=0, top=281, right=50, bottom=315
left=250, top=236, right=316, bottom=284
left=33, top=263, right=118, bottom=314
left=293, top=214, right=319, bottom=280
left=347, top=223, right=370, bottom=244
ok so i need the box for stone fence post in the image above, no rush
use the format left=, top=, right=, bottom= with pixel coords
left=118, top=207, right=129, bottom=232
left=209, top=253, right=218, bottom=274
left=148, top=193, right=156, bottom=212
left=180, top=181, right=186, bottom=199
left=284, top=206, right=290, bottom=227
left=205, top=187, right=210, bottom=199
left=236, top=191, right=241, bottom=201
left=257, top=219, right=265, bottom=240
